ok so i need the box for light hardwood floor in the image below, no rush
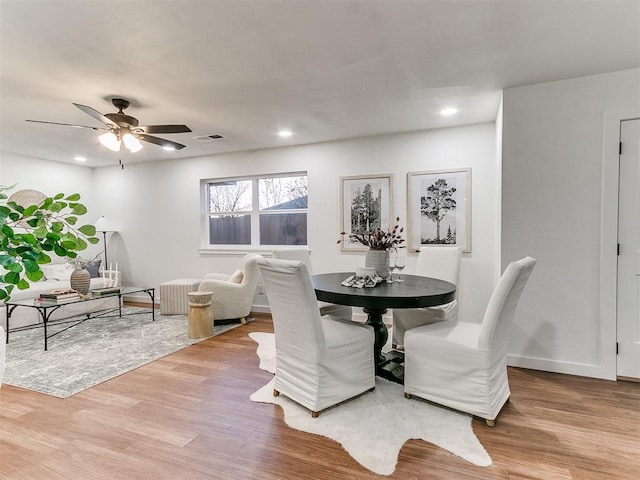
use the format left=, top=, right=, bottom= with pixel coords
left=1, top=314, right=639, bottom=480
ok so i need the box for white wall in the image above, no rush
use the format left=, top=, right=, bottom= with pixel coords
left=502, top=68, right=640, bottom=380
left=1, top=124, right=499, bottom=351
left=93, top=122, right=499, bottom=322
left=1, top=153, right=103, bottom=260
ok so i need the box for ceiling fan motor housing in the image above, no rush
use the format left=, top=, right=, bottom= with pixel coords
left=105, top=112, right=139, bottom=128
left=106, top=98, right=138, bottom=128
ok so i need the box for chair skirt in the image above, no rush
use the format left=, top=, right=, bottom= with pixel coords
left=404, top=321, right=510, bottom=421
left=274, top=316, right=374, bottom=414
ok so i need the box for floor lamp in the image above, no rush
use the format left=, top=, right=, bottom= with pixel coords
left=93, top=216, right=117, bottom=268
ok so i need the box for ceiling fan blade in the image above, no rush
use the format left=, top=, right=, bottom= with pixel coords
left=137, top=133, right=186, bottom=150
left=26, top=119, right=107, bottom=130
left=73, top=103, right=119, bottom=128
left=136, top=124, right=192, bottom=134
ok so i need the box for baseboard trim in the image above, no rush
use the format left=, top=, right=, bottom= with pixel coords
left=507, top=354, right=614, bottom=381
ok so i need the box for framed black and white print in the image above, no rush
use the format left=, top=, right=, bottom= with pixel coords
left=340, top=174, right=393, bottom=251
left=407, top=168, right=471, bottom=252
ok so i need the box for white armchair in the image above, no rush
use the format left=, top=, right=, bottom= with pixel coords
left=198, top=254, right=262, bottom=324
left=392, top=247, right=462, bottom=349
left=272, top=248, right=353, bottom=319
left=258, top=258, right=375, bottom=417
left=403, top=256, right=536, bottom=426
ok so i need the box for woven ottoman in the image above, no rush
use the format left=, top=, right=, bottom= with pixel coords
left=160, top=279, right=202, bottom=315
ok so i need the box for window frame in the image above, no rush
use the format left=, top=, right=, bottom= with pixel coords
left=200, top=171, right=308, bottom=254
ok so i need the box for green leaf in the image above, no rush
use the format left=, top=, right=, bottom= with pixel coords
left=71, top=203, right=87, bottom=215
left=2, top=224, right=14, bottom=237
left=54, top=244, right=66, bottom=256
left=26, top=270, right=44, bottom=282
left=61, top=240, right=77, bottom=250
left=76, top=238, right=88, bottom=251
left=78, top=224, right=96, bottom=236
left=37, top=253, right=52, bottom=264
left=49, top=201, right=66, bottom=213
left=16, top=279, right=30, bottom=290
left=51, top=221, right=65, bottom=232
left=54, top=193, right=64, bottom=200
left=4, top=271, right=20, bottom=284
left=66, top=216, right=78, bottom=225
left=23, top=258, right=40, bottom=273
left=21, top=250, right=40, bottom=262
left=0, top=254, right=14, bottom=266
left=7, top=262, right=23, bottom=273
left=21, top=233, right=37, bottom=245
left=23, top=205, right=37, bottom=217
left=42, top=198, right=53, bottom=208
left=34, top=226, right=48, bottom=238
left=65, top=193, right=81, bottom=201
left=87, top=237, right=100, bottom=245
left=0, top=289, right=6, bottom=301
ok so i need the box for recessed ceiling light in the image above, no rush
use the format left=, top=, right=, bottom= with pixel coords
left=278, top=130, right=293, bottom=138
left=162, top=145, right=176, bottom=151
left=440, top=107, right=458, bottom=116
left=74, top=156, right=87, bottom=162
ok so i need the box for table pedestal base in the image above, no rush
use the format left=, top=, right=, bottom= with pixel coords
left=363, top=307, right=388, bottom=365
left=363, top=307, right=405, bottom=384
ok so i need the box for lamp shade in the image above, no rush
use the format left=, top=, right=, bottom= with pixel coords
left=98, top=132, right=121, bottom=152
left=122, top=133, right=143, bottom=153
left=94, top=216, right=117, bottom=232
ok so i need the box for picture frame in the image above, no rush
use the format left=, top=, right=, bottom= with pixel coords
left=340, top=174, right=393, bottom=251
left=407, top=168, right=471, bottom=253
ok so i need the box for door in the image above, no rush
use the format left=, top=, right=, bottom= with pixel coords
left=617, top=118, right=640, bottom=378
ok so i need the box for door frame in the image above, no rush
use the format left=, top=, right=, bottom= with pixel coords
left=601, top=107, right=640, bottom=380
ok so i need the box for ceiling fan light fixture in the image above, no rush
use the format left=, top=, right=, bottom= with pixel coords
left=123, top=133, right=143, bottom=153
left=99, top=132, right=121, bottom=151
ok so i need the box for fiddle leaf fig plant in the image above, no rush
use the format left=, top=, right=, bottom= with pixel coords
left=0, top=185, right=100, bottom=301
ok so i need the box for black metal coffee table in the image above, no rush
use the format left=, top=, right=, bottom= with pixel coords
left=5, top=286, right=155, bottom=350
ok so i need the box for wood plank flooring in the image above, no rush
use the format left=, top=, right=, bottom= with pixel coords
left=1, top=315, right=639, bottom=479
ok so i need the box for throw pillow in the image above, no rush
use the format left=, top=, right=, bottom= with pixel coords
left=82, top=259, right=102, bottom=278
left=39, top=263, right=74, bottom=281
left=229, top=269, right=244, bottom=284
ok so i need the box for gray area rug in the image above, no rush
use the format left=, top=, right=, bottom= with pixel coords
left=4, top=307, right=246, bottom=398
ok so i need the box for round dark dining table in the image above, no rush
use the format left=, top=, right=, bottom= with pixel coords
left=311, top=272, right=456, bottom=376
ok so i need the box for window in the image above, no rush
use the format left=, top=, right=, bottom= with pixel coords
left=205, top=173, right=308, bottom=248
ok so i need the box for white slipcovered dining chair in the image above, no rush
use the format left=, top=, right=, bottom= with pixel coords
left=258, top=257, right=375, bottom=417
left=392, top=247, right=462, bottom=349
left=272, top=248, right=353, bottom=320
left=198, top=254, right=262, bottom=324
left=404, top=256, right=536, bottom=427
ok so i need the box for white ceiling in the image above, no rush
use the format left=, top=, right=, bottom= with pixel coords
left=1, top=0, right=639, bottom=168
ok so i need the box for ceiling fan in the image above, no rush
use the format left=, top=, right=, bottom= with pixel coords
left=26, top=98, right=192, bottom=153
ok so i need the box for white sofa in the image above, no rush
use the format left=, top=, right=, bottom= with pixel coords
left=1, top=263, right=121, bottom=331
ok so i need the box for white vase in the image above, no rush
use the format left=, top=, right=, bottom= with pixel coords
left=365, top=249, right=390, bottom=279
